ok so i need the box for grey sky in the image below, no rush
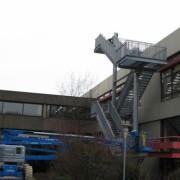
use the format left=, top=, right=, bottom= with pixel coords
left=0, top=0, right=179, bottom=94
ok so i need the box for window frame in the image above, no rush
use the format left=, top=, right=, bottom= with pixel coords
left=161, top=63, right=180, bottom=101
left=0, top=101, right=43, bottom=117
left=23, top=103, right=43, bottom=117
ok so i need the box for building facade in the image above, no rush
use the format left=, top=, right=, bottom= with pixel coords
left=0, top=90, right=99, bottom=135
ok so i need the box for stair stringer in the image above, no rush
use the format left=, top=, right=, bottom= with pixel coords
left=91, top=101, right=115, bottom=138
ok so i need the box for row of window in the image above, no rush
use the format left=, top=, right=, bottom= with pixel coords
left=161, top=63, right=180, bottom=101
left=0, top=101, right=42, bottom=116
left=48, top=105, right=90, bottom=120
left=0, top=101, right=91, bottom=120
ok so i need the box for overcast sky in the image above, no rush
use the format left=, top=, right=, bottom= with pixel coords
left=0, top=0, right=179, bottom=95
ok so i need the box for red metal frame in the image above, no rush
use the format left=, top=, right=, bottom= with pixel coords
left=98, top=87, right=123, bottom=103
left=149, top=136, right=180, bottom=158
left=158, top=57, right=180, bottom=72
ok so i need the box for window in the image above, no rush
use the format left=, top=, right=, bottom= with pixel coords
left=172, top=65, right=180, bottom=95
left=161, top=63, right=180, bottom=101
left=48, top=105, right=66, bottom=117
left=0, top=101, right=42, bottom=117
left=0, top=101, right=3, bottom=113
left=3, top=102, right=23, bottom=115
left=162, top=116, right=180, bottom=136
left=16, top=147, right=22, bottom=154
left=47, top=105, right=90, bottom=120
left=23, top=104, right=42, bottom=116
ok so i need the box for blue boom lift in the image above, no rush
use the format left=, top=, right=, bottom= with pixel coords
left=0, top=129, right=66, bottom=179
left=0, top=128, right=152, bottom=179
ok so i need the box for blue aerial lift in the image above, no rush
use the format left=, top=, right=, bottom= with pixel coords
left=0, top=129, right=151, bottom=180
left=0, top=129, right=66, bottom=179
left=0, top=128, right=152, bottom=179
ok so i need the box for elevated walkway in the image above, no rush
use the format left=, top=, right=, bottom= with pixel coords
left=150, top=136, right=180, bottom=158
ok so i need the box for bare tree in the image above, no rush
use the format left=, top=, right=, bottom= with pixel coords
left=57, top=72, right=96, bottom=97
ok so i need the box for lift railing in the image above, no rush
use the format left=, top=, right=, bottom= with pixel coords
left=151, top=136, right=180, bottom=151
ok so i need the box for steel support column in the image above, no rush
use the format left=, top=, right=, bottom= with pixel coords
left=133, top=71, right=139, bottom=131
left=112, top=65, right=117, bottom=106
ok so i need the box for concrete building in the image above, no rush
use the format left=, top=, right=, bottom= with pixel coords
left=0, top=90, right=99, bottom=135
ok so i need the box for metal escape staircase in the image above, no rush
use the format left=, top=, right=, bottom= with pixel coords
left=117, top=70, right=154, bottom=121
left=105, top=112, right=119, bottom=136
left=91, top=33, right=167, bottom=142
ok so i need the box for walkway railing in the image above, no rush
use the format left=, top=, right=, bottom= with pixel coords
left=151, top=136, right=180, bottom=151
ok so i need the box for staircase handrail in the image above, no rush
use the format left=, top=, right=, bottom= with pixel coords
left=95, top=34, right=117, bottom=65
left=112, top=35, right=123, bottom=50
left=118, top=40, right=167, bottom=62
left=91, top=101, right=115, bottom=138
left=116, top=71, right=134, bottom=111
left=109, top=102, right=124, bottom=132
